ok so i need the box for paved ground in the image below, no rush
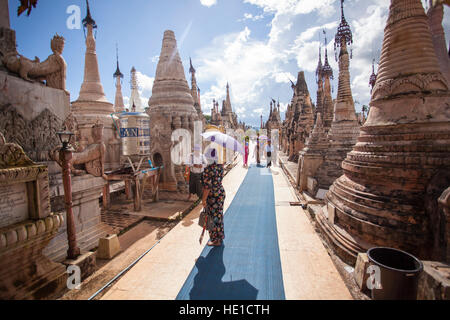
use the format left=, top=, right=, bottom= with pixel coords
left=100, top=152, right=352, bottom=300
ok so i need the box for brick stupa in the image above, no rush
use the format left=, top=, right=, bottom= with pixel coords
left=312, top=0, right=360, bottom=191
left=148, top=30, right=198, bottom=192
left=285, top=71, right=315, bottom=162
left=318, top=0, right=450, bottom=265
left=71, top=0, right=120, bottom=170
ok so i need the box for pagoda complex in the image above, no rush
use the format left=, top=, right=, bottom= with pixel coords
left=221, top=83, right=238, bottom=129
left=317, top=0, right=450, bottom=265
left=71, top=0, right=120, bottom=170
left=208, top=84, right=238, bottom=129
left=308, top=0, right=360, bottom=193
left=210, top=99, right=222, bottom=127
left=265, top=99, right=282, bottom=135
left=147, top=30, right=198, bottom=192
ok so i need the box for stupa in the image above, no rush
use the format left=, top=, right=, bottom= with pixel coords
left=297, top=113, right=330, bottom=194
left=265, top=100, right=282, bottom=135
left=315, top=43, right=325, bottom=122
left=129, top=66, right=142, bottom=111
left=113, top=46, right=125, bottom=113
left=71, top=0, right=120, bottom=170
left=322, top=32, right=335, bottom=130
left=318, top=0, right=450, bottom=265
left=221, top=83, right=238, bottom=129
left=312, top=0, right=360, bottom=191
left=427, top=0, right=450, bottom=84
left=189, top=58, right=205, bottom=125
left=285, top=71, right=315, bottom=162
left=210, top=99, right=222, bottom=127
left=148, top=30, right=198, bottom=192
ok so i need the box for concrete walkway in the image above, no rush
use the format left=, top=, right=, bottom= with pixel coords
left=102, top=156, right=351, bottom=300
left=271, top=164, right=352, bottom=299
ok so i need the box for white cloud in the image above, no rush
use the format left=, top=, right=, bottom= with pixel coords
left=136, top=71, right=154, bottom=95
left=273, top=72, right=295, bottom=83
left=200, top=0, right=217, bottom=7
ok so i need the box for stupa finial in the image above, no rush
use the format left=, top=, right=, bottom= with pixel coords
left=334, top=0, right=353, bottom=60
left=369, top=58, right=377, bottom=92
left=322, top=30, right=334, bottom=80
left=189, top=57, right=196, bottom=74
left=83, top=0, right=97, bottom=29
left=114, top=43, right=124, bottom=79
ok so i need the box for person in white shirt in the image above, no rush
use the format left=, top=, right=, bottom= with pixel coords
left=185, top=144, right=208, bottom=201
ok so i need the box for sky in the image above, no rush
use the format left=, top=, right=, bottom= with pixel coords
left=8, top=0, right=450, bottom=127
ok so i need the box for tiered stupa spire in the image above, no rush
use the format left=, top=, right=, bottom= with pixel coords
left=129, top=67, right=142, bottom=111
left=306, top=0, right=359, bottom=192
left=333, top=0, right=356, bottom=122
left=320, top=0, right=450, bottom=265
left=75, top=0, right=109, bottom=104
left=113, top=45, right=125, bottom=113
left=322, top=30, right=334, bottom=130
left=189, top=58, right=204, bottom=124
left=315, top=39, right=325, bottom=121
left=71, top=0, right=118, bottom=169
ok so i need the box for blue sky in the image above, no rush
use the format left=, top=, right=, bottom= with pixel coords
left=9, top=0, right=450, bottom=126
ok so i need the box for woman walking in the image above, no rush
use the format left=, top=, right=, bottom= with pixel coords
left=202, top=149, right=226, bottom=247
left=244, top=136, right=249, bottom=168
left=266, top=139, right=273, bottom=168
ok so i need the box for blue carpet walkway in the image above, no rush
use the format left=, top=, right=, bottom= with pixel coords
left=176, top=165, right=285, bottom=300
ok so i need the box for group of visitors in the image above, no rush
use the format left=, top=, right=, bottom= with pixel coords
left=243, top=133, right=274, bottom=168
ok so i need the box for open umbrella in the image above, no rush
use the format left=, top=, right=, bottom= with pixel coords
left=202, top=131, right=245, bottom=155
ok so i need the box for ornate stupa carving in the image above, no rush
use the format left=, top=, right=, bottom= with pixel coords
left=312, top=0, right=360, bottom=191
left=427, top=0, right=450, bottom=84
left=317, top=0, right=450, bottom=265
left=71, top=0, right=119, bottom=171
left=113, top=46, right=125, bottom=113
left=147, top=30, right=198, bottom=192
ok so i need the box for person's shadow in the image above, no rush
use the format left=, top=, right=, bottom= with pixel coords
left=187, top=245, right=258, bottom=300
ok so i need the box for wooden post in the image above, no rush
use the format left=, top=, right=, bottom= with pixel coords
left=103, top=183, right=110, bottom=210
left=125, top=180, right=131, bottom=200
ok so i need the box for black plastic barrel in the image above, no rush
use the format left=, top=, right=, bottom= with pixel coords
left=367, top=247, right=423, bottom=300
